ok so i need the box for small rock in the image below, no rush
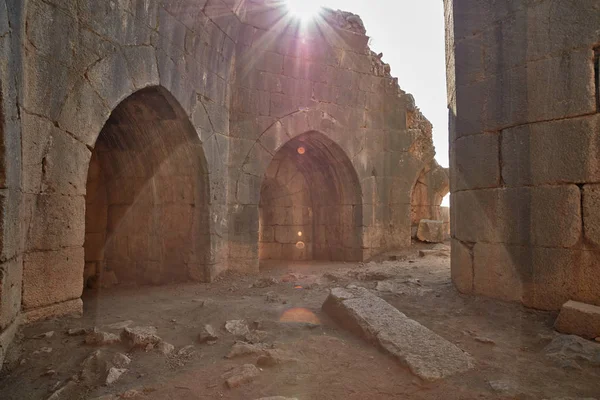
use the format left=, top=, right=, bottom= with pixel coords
left=106, top=320, right=135, bottom=330
left=157, top=341, right=175, bottom=355
left=66, top=328, right=90, bottom=336
left=42, top=369, right=57, bottom=377
left=47, top=381, right=78, bottom=400
left=198, top=325, right=219, bottom=344
left=178, top=345, right=196, bottom=357
left=106, top=367, right=127, bottom=385
left=34, top=347, right=53, bottom=355
left=252, top=277, right=279, bottom=288
left=121, top=326, right=161, bottom=348
left=35, top=331, right=55, bottom=339
left=474, top=336, right=496, bottom=345
left=86, top=329, right=121, bottom=346
left=222, top=364, right=260, bottom=389
left=256, top=349, right=299, bottom=367
left=265, top=292, right=282, bottom=303
left=111, top=353, right=132, bottom=368
left=245, top=330, right=268, bottom=344
left=227, top=342, right=266, bottom=359
left=225, top=320, right=250, bottom=337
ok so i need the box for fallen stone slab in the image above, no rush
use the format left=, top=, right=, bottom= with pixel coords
left=555, top=300, right=600, bottom=340
left=417, top=219, right=445, bottom=243
left=222, top=364, right=260, bottom=388
left=322, top=287, right=474, bottom=381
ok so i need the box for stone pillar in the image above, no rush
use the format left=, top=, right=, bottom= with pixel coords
left=446, top=0, right=600, bottom=310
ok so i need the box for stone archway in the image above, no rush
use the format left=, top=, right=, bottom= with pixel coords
left=259, top=131, right=363, bottom=263
left=84, top=86, right=211, bottom=289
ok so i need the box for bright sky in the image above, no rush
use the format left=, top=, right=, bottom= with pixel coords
left=287, top=0, right=450, bottom=168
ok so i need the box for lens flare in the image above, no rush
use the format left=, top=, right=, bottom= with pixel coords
left=285, top=0, right=322, bottom=22
left=280, top=307, right=321, bottom=324
left=297, top=146, right=306, bottom=155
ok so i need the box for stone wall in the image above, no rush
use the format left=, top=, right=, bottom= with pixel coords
left=410, top=160, right=449, bottom=238
left=0, top=0, right=445, bottom=365
left=446, top=0, right=600, bottom=310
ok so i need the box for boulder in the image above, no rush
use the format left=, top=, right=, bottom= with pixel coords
left=555, top=301, right=600, bottom=340
left=322, top=287, right=474, bottom=381
left=416, top=219, right=445, bottom=243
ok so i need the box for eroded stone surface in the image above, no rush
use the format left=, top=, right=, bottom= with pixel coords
left=322, top=287, right=474, bottom=381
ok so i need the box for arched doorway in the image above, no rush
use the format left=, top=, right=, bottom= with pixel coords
left=259, top=131, right=363, bottom=263
left=84, top=87, right=210, bottom=289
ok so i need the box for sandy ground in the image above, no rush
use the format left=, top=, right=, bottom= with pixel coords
left=1, top=242, right=600, bottom=400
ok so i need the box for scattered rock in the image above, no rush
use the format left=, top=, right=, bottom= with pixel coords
left=198, top=325, right=219, bottom=344
left=178, top=345, right=196, bottom=357
left=157, top=341, right=175, bottom=355
left=111, top=353, right=131, bottom=368
left=245, top=330, right=268, bottom=344
left=322, top=287, right=474, bottom=381
left=252, top=277, right=279, bottom=288
left=85, top=329, right=121, bottom=346
left=488, top=380, right=520, bottom=396
left=66, top=328, right=90, bottom=336
left=34, top=347, right=53, bottom=355
left=474, top=336, right=496, bottom=345
left=225, top=320, right=250, bottom=337
left=121, top=326, right=162, bottom=348
left=256, top=349, right=299, bottom=367
left=34, top=331, right=55, bottom=339
left=265, top=292, right=283, bottom=303
left=47, top=380, right=78, bottom=400
left=42, top=369, right=57, bottom=377
left=555, top=301, right=600, bottom=340
left=254, top=398, right=298, bottom=400
left=227, top=342, right=266, bottom=359
left=545, top=334, right=600, bottom=369
left=106, top=367, right=127, bottom=385
left=106, top=320, right=135, bottom=330
left=222, top=364, right=260, bottom=388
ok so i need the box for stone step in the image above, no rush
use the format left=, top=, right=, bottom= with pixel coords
left=322, top=287, right=474, bottom=381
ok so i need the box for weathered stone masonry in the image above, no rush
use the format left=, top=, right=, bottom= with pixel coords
left=446, top=0, right=600, bottom=310
left=0, top=0, right=445, bottom=364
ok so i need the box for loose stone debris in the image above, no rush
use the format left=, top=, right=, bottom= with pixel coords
left=222, top=364, right=261, bottom=389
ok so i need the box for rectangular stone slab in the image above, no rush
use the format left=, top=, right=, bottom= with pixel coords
left=322, top=287, right=474, bottom=381
left=555, top=300, right=600, bottom=340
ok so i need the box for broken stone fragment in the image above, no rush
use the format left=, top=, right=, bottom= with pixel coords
left=225, top=320, right=250, bottom=337
left=198, top=325, right=219, bottom=344
left=121, top=326, right=161, bottom=348
left=226, top=342, right=267, bottom=359
left=245, top=330, right=268, bottom=344
left=157, top=341, right=175, bottom=355
left=322, top=287, right=474, bottom=381
left=66, top=328, right=90, bottom=336
left=105, top=367, right=127, bottom=385
left=85, top=329, right=121, bottom=346
left=111, top=353, right=131, bottom=368
left=34, top=331, right=55, bottom=339
left=252, top=277, right=279, bottom=288
left=256, top=349, right=299, bottom=368
left=555, top=300, right=600, bottom=340
left=416, top=219, right=445, bottom=243
left=222, top=364, right=260, bottom=389
left=34, top=347, right=53, bottom=355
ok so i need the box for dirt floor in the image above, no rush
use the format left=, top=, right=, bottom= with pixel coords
left=1, top=242, right=600, bottom=400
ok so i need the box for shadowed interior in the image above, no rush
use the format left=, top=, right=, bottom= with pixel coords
left=259, top=131, right=363, bottom=262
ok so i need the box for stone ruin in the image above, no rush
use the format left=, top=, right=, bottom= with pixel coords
left=0, top=0, right=449, bottom=363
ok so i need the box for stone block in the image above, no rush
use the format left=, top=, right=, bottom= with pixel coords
left=452, top=133, right=499, bottom=191
left=24, top=298, right=83, bottom=323
left=87, top=51, right=135, bottom=110
left=451, top=239, right=473, bottom=294
left=473, top=243, right=526, bottom=303
left=23, top=247, right=84, bottom=310
left=416, top=220, right=445, bottom=243
left=322, top=287, right=474, bottom=381
left=41, top=129, right=91, bottom=195
left=555, top=300, right=600, bottom=340
left=583, top=184, right=600, bottom=246
left=502, top=115, right=600, bottom=187
left=27, top=194, right=86, bottom=251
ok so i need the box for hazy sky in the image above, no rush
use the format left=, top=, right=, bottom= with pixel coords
left=289, top=0, right=450, bottom=168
